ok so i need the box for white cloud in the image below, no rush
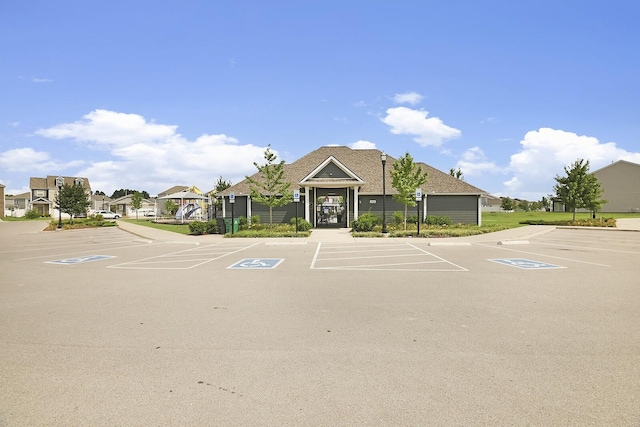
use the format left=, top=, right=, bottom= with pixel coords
left=456, top=147, right=504, bottom=176
left=393, top=92, right=423, bottom=105
left=0, top=147, right=83, bottom=173
left=33, top=109, right=270, bottom=195
left=350, top=140, right=377, bottom=149
left=504, top=127, right=640, bottom=199
left=32, top=78, right=52, bottom=83
left=381, top=106, right=461, bottom=147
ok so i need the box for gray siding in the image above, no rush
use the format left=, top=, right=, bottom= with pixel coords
left=251, top=198, right=304, bottom=224
left=426, top=195, right=479, bottom=224
left=314, top=163, right=350, bottom=179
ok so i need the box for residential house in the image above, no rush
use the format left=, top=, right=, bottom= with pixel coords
left=110, top=194, right=157, bottom=217
left=592, top=160, right=640, bottom=213
left=216, top=146, right=487, bottom=227
left=29, top=176, right=91, bottom=218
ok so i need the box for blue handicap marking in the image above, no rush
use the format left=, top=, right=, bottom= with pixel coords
left=228, top=258, right=284, bottom=269
left=490, top=258, right=564, bottom=270
left=47, top=255, right=115, bottom=265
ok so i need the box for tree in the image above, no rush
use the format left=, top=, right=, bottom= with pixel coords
left=164, top=199, right=177, bottom=215
left=518, top=200, right=531, bottom=212
left=449, top=167, right=464, bottom=180
left=501, top=197, right=516, bottom=211
left=245, top=145, right=293, bottom=227
left=553, top=159, right=606, bottom=220
left=131, top=192, right=143, bottom=220
left=56, top=182, right=90, bottom=224
left=111, top=189, right=150, bottom=199
left=214, top=176, right=232, bottom=192
left=390, top=152, right=429, bottom=230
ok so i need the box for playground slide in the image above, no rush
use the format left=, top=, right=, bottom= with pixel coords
left=175, top=203, right=193, bottom=220
left=185, top=206, right=200, bottom=218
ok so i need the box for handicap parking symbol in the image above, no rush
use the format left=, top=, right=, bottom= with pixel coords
left=228, top=258, right=284, bottom=269
left=46, top=255, right=115, bottom=265
left=490, top=258, right=564, bottom=270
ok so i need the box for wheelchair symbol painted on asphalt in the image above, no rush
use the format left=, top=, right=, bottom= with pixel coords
left=490, top=258, right=564, bottom=270
left=46, top=255, right=115, bottom=265
left=228, top=258, right=284, bottom=269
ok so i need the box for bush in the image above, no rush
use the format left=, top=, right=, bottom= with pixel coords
left=205, top=220, right=219, bottom=234
left=393, top=211, right=404, bottom=225
left=425, top=215, right=451, bottom=226
left=189, top=221, right=206, bottom=235
left=351, top=211, right=380, bottom=232
left=24, top=210, right=41, bottom=219
left=250, top=215, right=261, bottom=226
left=290, top=217, right=312, bottom=231
left=407, top=215, right=418, bottom=224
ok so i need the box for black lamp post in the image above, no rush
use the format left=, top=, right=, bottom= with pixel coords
left=381, top=152, right=388, bottom=234
left=55, top=176, right=64, bottom=229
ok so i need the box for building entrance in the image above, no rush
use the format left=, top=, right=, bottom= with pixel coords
left=316, top=192, right=346, bottom=228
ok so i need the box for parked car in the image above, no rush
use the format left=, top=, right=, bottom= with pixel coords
left=94, top=210, right=120, bottom=219
left=144, top=211, right=157, bottom=217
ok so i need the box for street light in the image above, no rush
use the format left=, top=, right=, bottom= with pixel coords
left=55, top=176, right=64, bottom=229
left=381, top=152, right=388, bottom=234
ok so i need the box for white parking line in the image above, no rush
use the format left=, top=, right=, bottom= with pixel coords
left=311, top=242, right=468, bottom=271
left=108, top=242, right=259, bottom=270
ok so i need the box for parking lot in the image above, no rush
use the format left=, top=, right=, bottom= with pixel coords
left=1, top=221, right=639, bottom=426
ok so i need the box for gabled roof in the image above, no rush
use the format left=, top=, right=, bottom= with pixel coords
left=218, top=146, right=486, bottom=196
left=29, top=175, right=91, bottom=190
left=158, top=185, right=189, bottom=197
left=592, top=159, right=640, bottom=174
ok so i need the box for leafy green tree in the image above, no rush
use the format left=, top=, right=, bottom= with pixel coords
left=56, top=182, right=90, bottom=224
left=111, top=189, right=150, bottom=199
left=164, top=199, right=177, bottom=215
left=246, top=145, right=293, bottom=227
left=501, top=197, right=516, bottom=211
left=553, top=159, right=606, bottom=220
left=518, top=200, right=531, bottom=212
left=390, top=152, right=429, bottom=230
left=131, top=192, right=143, bottom=220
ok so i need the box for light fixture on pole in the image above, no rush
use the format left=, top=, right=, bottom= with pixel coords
left=55, top=176, right=64, bottom=229
left=381, top=152, right=388, bottom=234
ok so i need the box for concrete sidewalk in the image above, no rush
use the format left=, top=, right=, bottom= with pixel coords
left=115, top=218, right=640, bottom=245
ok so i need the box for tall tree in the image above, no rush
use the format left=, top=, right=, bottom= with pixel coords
left=131, top=192, right=143, bottom=220
left=390, top=152, right=429, bottom=230
left=449, top=167, right=464, bottom=180
left=553, top=159, right=606, bottom=220
left=245, top=145, right=293, bottom=227
left=214, top=176, right=232, bottom=192
left=56, top=182, right=90, bottom=224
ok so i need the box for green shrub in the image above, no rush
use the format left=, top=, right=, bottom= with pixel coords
left=189, top=221, right=206, bottom=235
left=290, top=217, right=312, bottom=231
left=237, top=216, right=248, bottom=230
left=425, top=215, right=451, bottom=226
left=407, top=215, right=418, bottom=224
left=24, top=210, right=41, bottom=219
left=393, top=211, right=404, bottom=225
left=205, top=220, right=219, bottom=234
left=351, top=212, right=380, bottom=232
left=250, top=215, right=261, bottom=226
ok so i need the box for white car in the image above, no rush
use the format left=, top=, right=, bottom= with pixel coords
left=144, top=211, right=157, bottom=217
left=94, top=210, right=120, bottom=219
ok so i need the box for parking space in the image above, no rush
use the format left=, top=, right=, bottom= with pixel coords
left=1, top=222, right=639, bottom=426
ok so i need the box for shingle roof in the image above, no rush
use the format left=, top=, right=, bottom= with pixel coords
left=217, top=146, right=486, bottom=196
left=29, top=176, right=91, bottom=190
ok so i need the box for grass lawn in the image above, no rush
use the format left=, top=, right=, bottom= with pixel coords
left=482, top=211, right=640, bottom=228
left=120, top=218, right=191, bottom=235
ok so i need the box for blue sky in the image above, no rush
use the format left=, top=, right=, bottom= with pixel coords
left=2, top=0, right=640, bottom=200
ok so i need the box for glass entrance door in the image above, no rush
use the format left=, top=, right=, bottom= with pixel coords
left=316, top=193, right=346, bottom=228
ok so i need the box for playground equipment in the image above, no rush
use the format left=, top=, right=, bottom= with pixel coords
left=175, top=203, right=201, bottom=220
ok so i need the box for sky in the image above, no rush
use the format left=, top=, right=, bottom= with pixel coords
left=2, top=0, right=640, bottom=200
